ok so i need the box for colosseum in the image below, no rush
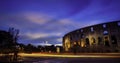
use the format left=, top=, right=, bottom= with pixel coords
left=63, top=21, right=120, bottom=53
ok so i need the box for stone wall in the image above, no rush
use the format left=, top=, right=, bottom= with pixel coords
left=63, top=21, right=120, bottom=53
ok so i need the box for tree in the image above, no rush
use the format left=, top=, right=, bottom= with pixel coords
left=8, top=28, right=19, bottom=61
left=0, top=30, right=13, bottom=53
left=0, top=28, right=20, bottom=62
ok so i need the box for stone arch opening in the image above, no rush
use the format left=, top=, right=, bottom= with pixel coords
left=118, top=22, right=120, bottom=26
left=103, top=30, right=108, bottom=35
left=103, top=24, right=106, bottom=28
left=111, top=35, right=117, bottom=47
left=104, top=36, right=110, bottom=47
left=85, top=38, right=90, bottom=46
left=91, top=37, right=96, bottom=45
left=98, top=37, right=102, bottom=45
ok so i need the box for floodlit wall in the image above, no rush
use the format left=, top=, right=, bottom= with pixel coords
left=63, top=21, right=120, bottom=53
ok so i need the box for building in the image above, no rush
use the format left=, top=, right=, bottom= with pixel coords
left=63, top=21, right=120, bottom=53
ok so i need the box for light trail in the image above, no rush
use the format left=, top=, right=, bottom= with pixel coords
left=19, top=53, right=120, bottom=58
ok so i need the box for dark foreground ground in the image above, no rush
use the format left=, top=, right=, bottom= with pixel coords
left=22, top=57, right=120, bottom=63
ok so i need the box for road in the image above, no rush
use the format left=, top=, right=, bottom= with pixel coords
left=18, top=53, right=120, bottom=63
left=19, top=53, right=120, bottom=58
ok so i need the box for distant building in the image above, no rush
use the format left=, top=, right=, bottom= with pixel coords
left=63, top=21, right=120, bottom=53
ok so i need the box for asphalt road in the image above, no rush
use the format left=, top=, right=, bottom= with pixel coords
left=20, top=53, right=120, bottom=63
left=22, top=57, right=120, bottom=63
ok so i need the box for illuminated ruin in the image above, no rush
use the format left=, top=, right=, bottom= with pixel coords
left=63, top=21, right=120, bottom=53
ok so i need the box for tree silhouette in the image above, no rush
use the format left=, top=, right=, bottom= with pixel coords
left=8, top=28, right=19, bottom=61
left=0, top=28, right=19, bottom=62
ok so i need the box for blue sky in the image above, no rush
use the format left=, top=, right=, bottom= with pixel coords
left=0, top=0, right=120, bottom=46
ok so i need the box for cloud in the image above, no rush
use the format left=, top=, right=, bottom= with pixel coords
left=17, top=16, right=81, bottom=45
left=22, top=35, right=62, bottom=45
left=25, top=32, right=63, bottom=39
left=23, top=12, right=54, bottom=25
left=19, top=31, right=63, bottom=45
left=56, top=38, right=62, bottom=42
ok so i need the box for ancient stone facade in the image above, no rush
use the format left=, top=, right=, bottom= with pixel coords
left=63, top=21, right=120, bottom=53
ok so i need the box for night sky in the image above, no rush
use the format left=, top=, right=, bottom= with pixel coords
left=0, top=0, right=120, bottom=46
